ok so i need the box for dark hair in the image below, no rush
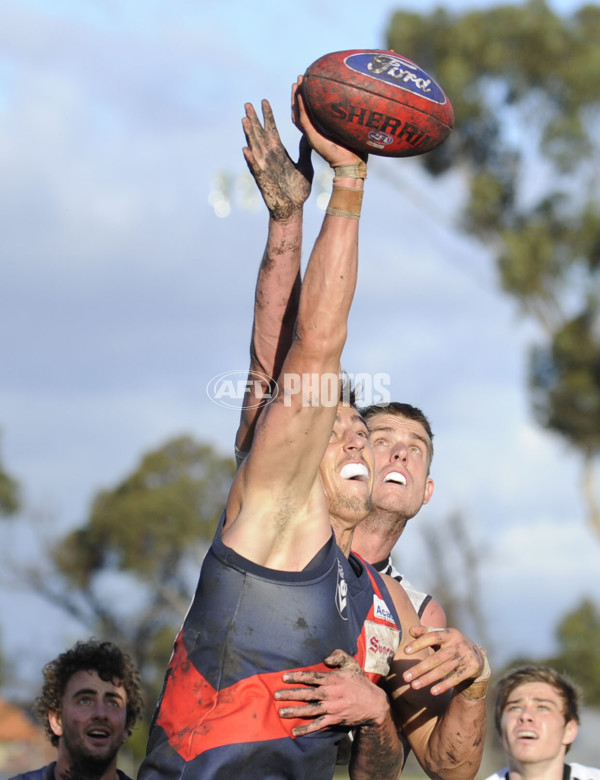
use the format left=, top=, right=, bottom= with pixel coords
left=34, top=639, right=144, bottom=747
left=493, top=665, right=580, bottom=752
left=339, top=371, right=357, bottom=407
left=361, top=402, right=434, bottom=464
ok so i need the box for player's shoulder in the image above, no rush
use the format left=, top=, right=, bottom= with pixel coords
left=379, top=571, right=420, bottom=623
left=377, top=556, right=442, bottom=623
left=421, top=597, right=447, bottom=628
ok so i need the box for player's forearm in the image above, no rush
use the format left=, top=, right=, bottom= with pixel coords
left=235, top=213, right=302, bottom=454
left=294, top=176, right=363, bottom=362
left=415, top=693, right=486, bottom=780
left=349, top=711, right=404, bottom=780
left=251, top=214, right=302, bottom=376
left=414, top=647, right=489, bottom=780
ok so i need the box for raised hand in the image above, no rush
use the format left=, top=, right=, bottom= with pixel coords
left=242, top=99, right=313, bottom=221
left=292, top=77, right=367, bottom=170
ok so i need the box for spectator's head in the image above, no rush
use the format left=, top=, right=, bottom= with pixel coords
left=34, top=638, right=143, bottom=774
left=494, top=665, right=580, bottom=767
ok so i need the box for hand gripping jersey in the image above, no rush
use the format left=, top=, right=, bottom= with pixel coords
left=139, top=513, right=401, bottom=780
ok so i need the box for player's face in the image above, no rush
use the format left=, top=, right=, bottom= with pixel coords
left=500, top=682, right=578, bottom=768
left=367, top=413, right=434, bottom=520
left=319, top=403, right=374, bottom=524
left=50, top=669, right=129, bottom=771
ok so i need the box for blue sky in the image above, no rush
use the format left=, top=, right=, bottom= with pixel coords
left=1, top=0, right=599, bottom=719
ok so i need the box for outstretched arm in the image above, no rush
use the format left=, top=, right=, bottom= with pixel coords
left=235, top=100, right=312, bottom=459
left=224, top=83, right=367, bottom=565
left=244, top=91, right=406, bottom=778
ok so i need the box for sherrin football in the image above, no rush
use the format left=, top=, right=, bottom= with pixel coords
left=300, top=49, right=454, bottom=157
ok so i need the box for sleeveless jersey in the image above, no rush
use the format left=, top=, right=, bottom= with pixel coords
left=373, top=555, right=432, bottom=619
left=139, top=513, right=401, bottom=780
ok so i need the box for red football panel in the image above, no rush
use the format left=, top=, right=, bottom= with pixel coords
left=302, top=49, right=453, bottom=158
left=301, top=77, right=451, bottom=157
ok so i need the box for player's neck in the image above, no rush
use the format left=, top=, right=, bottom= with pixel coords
left=351, top=508, right=406, bottom=562
left=331, top=518, right=354, bottom=557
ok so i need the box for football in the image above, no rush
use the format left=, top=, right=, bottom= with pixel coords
left=300, top=49, right=454, bottom=157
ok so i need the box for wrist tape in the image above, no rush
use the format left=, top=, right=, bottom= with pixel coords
left=326, top=185, right=364, bottom=219
left=457, top=650, right=491, bottom=702
left=332, top=160, right=368, bottom=179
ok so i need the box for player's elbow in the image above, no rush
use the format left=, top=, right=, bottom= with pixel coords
left=294, top=323, right=348, bottom=364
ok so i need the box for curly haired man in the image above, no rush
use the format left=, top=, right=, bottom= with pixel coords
left=10, top=638, right=143, bottom=780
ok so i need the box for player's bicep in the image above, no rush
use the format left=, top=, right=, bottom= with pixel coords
left=380, top=575, right=431, bottom=702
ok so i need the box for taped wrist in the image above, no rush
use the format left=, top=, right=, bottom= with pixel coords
left=332, top=160, right=368, bottom=179
left=326, top=185, right=364, bottom=219
left=457, top=650, right=491, bottom=702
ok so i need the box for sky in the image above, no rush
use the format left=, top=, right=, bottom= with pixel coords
left=1, top=0, right=599, bottom=722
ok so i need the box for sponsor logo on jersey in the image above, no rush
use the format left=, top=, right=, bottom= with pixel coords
left=373, top=594, right=395, bottom=624
left=344, top=52, right=446, bottom=105
left=364, top=621, right=400, bottom=676
left=335, top=560, right=348, bottom=620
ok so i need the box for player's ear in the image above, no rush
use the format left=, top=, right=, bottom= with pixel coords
left=48, top=710, right=64, bottom=738
left=423, top=477, right=434, bottom=505
left=563, top=718, right=578, bottom=748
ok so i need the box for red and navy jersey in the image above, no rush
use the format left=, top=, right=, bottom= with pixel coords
left=139, top=514, right=401, bottom=780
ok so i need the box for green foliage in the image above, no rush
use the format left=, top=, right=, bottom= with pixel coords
left=498, top=598, right=600, bottom=709
left=35, top=435, right=235, bottom=733
left=531, top=310, right=600, bottom=452
left=0, top=626, right=4, bottom=689
left=387, top=1, right=600, bottom=182
left=557, top=601, right=600, bottom=705
left=0, top=435, right=19, bottom=690
left=554, top=598, right=600, bottom=707
left=0, top=470, right=20, bottom=518
left=54, top=435, right=235, bottom=588
left=463, top=171, right=513, bottom=237
left=0, top=434, right=20, bottom=518
left=386, top=1, right=600, bottom=529
left=497, top=199, right=571, bottom=304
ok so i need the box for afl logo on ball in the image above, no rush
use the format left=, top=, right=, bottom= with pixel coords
left=367, top=130, right=394, bottom=148
left=344, top=52, right=447, bottom=105
left=335, top=560, right=348, bottom=621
